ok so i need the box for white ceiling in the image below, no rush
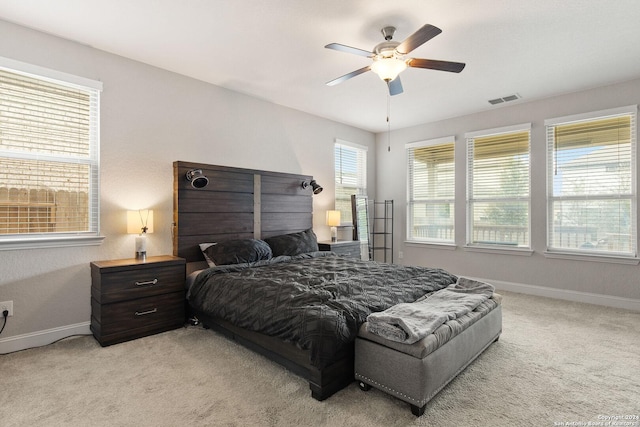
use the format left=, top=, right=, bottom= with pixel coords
left=2, top=0, right=640, bottom=133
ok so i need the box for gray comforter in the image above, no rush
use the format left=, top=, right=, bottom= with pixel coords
left=366, top=277, right=495, bottom=344
left=187, top=252, right=458, bottom=368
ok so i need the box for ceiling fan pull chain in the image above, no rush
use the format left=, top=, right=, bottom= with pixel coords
left=387, top=91, right=391, bottom=152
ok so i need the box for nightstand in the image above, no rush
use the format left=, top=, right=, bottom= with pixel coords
left=318, top=240, right=362, bottom=259
left=90, top=255, right=186, bottom=346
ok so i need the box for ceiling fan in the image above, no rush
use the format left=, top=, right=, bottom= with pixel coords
left=325, top=24, right=465, bottom=96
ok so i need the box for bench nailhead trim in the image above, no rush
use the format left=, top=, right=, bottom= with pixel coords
left=355, top=373, right=424, bottom=405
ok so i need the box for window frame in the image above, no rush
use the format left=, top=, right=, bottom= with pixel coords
left=0, top=56, right=104, bottom=250
left=406, top=136, right=456, bottom=245
left=334, top=139, right=367, bottom=226
left=544, top=105, right=638, bottom=263
left=465, top=123, right=532, bottom=254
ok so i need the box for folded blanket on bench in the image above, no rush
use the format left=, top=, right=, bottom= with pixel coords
left=366, top=277, right=494, bottom=344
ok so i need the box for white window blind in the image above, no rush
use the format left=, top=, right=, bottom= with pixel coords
left=466, top=124, right=531, bottom=248
left=334, top=140, right=367, bottom=224
left=406, top=137, right=455, bottom=243
left=546, top=106, right=637, bottom=257
left=0, top=59, right=102, bottom=247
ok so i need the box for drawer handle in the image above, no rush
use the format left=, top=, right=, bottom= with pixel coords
left=135, top=278, right=158, bottom=287
left=135, top=308, right=158, bottom=316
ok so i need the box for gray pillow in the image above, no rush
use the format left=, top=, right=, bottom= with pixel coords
left=264, top=228, right=319, bottom=257
left=200, top=239, right=272, bottom=267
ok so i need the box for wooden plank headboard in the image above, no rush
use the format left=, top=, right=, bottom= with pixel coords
left=173, top=161, right=314, bottom=263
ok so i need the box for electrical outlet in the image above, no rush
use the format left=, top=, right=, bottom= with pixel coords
left=0, top=300, right=13, bottom=317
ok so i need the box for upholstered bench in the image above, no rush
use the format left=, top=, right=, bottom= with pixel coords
left=354, top=296, right=502, bottom=416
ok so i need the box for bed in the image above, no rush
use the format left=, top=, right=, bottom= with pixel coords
left=173, top=161, right=501, bottom=402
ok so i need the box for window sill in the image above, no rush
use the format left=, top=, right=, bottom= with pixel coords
left=464, top=245, right=533, bottom=256
left=0, top=235, right=106, bottom=251
left=544, top=250, right=640, bottom=265
left=405, top=240, right=456, bottom=250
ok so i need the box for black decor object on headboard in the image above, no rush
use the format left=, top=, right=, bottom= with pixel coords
left=173, top=161, right=314, bottom=263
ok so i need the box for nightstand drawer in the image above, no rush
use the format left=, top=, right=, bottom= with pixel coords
left=92, top=264, right=184, bottom=303
left=318, top=241, right=362, bottom=259
left=91, top=291, right=185, bottom=342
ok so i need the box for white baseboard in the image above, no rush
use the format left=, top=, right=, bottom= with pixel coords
left=487, top=279, right=640, bottom=312
left=0, top=321, right=91, bottom=354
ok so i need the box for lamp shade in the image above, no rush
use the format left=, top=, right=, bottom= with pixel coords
left=127, top=210, right=154, bottom=234
left=326, top=210, right=341, bottom=227
left=370, top=57, right=407, bottom=82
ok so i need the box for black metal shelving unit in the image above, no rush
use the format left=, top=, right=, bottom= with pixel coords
left=370, top=199, right=393, bottom=263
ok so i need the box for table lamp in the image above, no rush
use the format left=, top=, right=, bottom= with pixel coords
left=127, top=209, right=154, bottom=260
left=326, top=210, right=341, bottom=242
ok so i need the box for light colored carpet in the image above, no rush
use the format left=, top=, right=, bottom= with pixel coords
left=1, top=291, right=639, bottom=427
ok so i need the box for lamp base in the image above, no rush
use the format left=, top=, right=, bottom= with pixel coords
left=331, top=226, right=338, bottom=242
left=135, top=233, right=147, bottom=261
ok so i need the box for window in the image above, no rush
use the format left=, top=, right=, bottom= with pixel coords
left=546, top=106, right=637, bottom=258
left=334, top=140, right=367, bottom=224
left=406, top=137, right=455, bottom=243
left=466, top=124, right=531, bottom=249
left=0, top=57, right=103, bottom=249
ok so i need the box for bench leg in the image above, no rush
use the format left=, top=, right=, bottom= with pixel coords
left=358, top=381, right=372, bottom=392
left=411, top=404, right=426, bottom=417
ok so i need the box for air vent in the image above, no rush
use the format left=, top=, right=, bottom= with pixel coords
left=488, top=93, right=521, bottom=105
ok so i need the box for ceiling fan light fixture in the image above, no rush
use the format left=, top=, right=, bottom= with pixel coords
left=371, top=57, right=407, bottom=82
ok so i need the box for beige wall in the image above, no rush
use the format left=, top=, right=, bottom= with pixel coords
left=376, top=78, right=640, bottom=308
left=0, top=19, right=375, bottom=349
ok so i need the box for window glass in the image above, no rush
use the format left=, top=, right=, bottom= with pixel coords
left=0, top=61, right=101, bottom=247
left=407, top=137, right=455, bottom=243
left=466, top=125, right=531, bottom=248
left=546, top=107, right=636, bottom=257
left=334, top=140, right=367, bottom=224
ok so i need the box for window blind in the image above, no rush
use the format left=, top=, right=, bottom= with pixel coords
left=334, top=141, right=367, bottom=224
left=466, top=125, right=531, bottom=248
left=406, top=137, right=455, bottom=243
left=0, top=66, right=100, bottom=238
left=546, top=107, right=637, bottom=257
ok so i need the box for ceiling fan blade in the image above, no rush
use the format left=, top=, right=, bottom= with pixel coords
left=325, top=43, right=373, bottom=58
left=388, top=77, right=403, bottom=96
left=407, top=58, right=466, bottom=73
left=396, top=24, right=442, bottom=55
left=326, top=65, right=372, bottom=86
